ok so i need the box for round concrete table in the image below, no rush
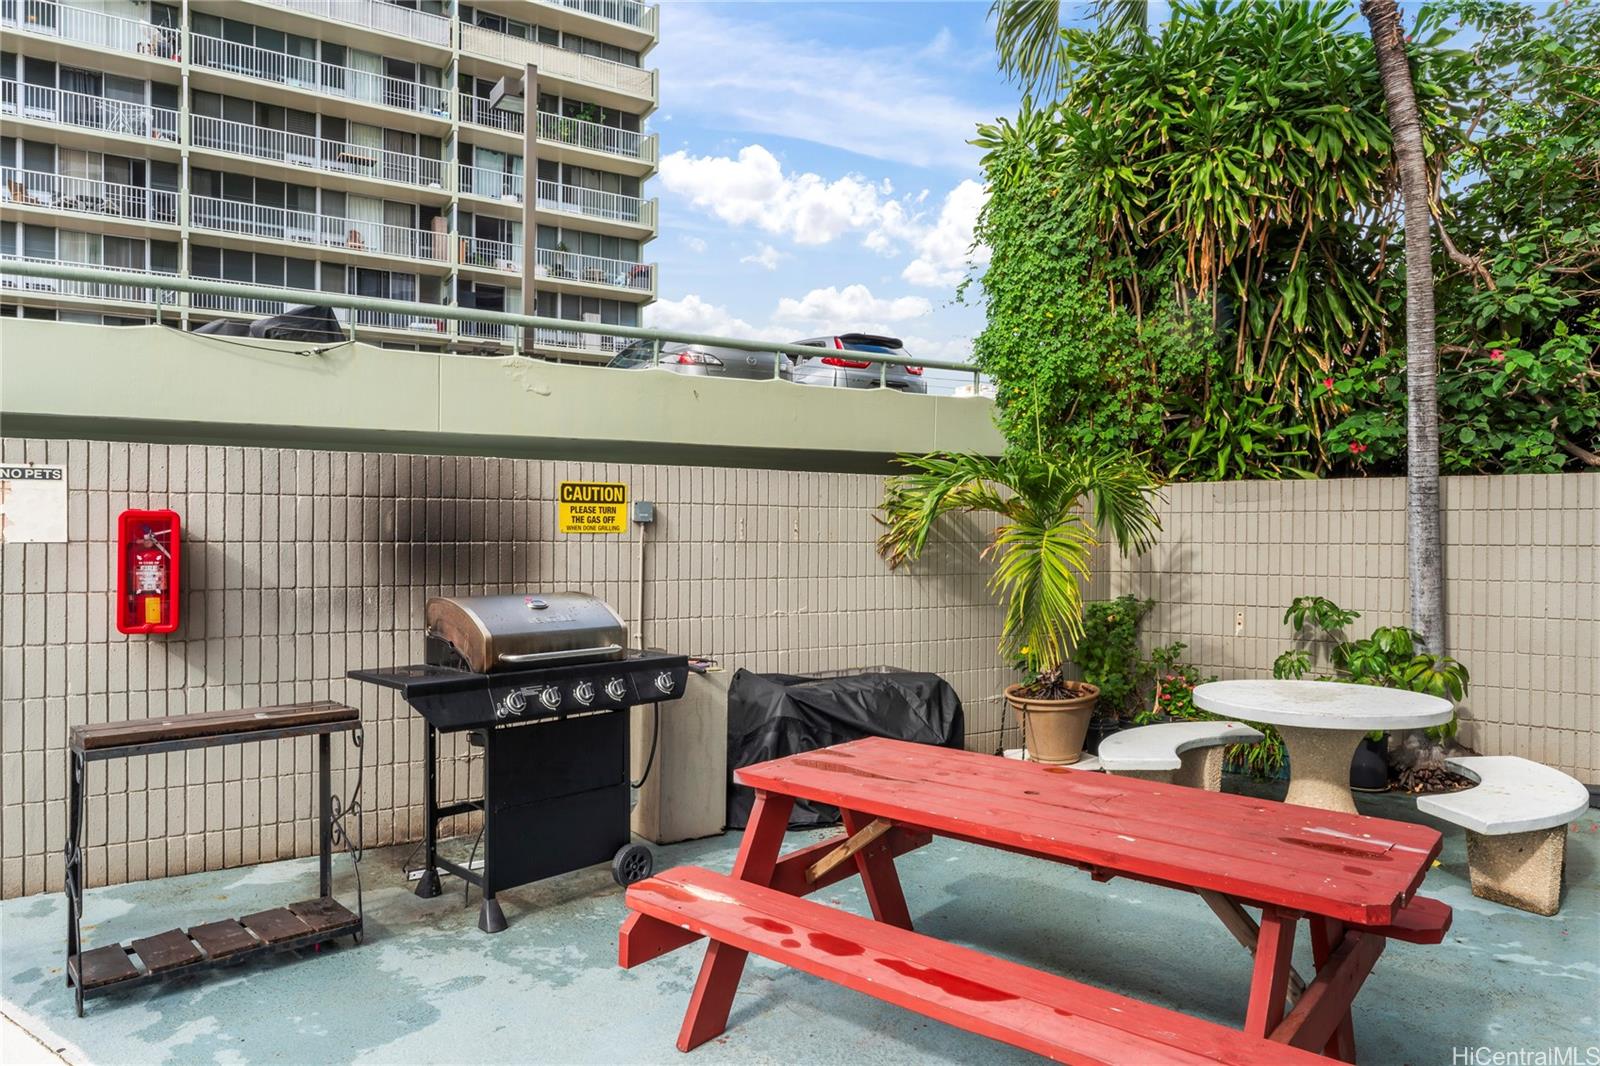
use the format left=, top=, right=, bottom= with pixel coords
left=1193, top=679, right=1455, bottom=814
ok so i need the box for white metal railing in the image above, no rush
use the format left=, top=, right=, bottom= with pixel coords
left=535, top=180, right=654, bottom=227
left=532, top=327, right=626, bottom=355
left=535, top=0, right=657, bottom=34
left=190, top=34, right=450, bottom=117
left=248, top=0, right=451, bottom=46
left=0, top=0, right=178, bottom=60
left=190, top=115, right=445, bottom=188
left=458, top=164, right=524, bottom=202
left=457, top=92, right=522, bottom=133
left=2, top=168, right=179, bottom=225
left=458, top=320, right=513, bottom=342
left=459, top=25, right=656, bottom=100
left=1, top=255, right=179, bottom=304
left=353, top=307, right=447, bottom=333
left=536, top=248, right=653, bottom=292
left=189, top=196, right=446, bottom=262
left=191, top=292, right=291, bottom=316
left=461, top=236, right=520, bottom=271
left=1, top=81, right=179, bottom=141
left=536, top=111, right=652, bottom=161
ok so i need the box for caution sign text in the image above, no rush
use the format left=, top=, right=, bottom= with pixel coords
left=558, top=481, right=628, bottom=534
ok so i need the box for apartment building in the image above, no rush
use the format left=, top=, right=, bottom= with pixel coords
left=0, top=0, right=659, bottom=360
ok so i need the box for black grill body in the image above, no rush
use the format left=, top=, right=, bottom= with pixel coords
left=348, top=648, right=688, bottom=933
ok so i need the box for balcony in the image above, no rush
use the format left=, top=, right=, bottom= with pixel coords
left=191, top=34, right=451, bottom=121
left=2, top=168, right=179, bottom=227
left=0, top=0, right=180, bottom=62
left=460, top=236, right=520, bottom=273
left=246, top=0, right=451, bottom=47
left=457, top=93, right=523, bottom=134
left=537, top=111, right=655, bottom=164
left=1, top=255, right=179, bottom=305
left=535, top=179, right=655, bottom=229
left=190, top=114, right=446, bottom=190
left=534, top=0, right=657, bottom=35
left=535, top=248, right=654, bottom=294
left=458, top=163, right=525, bottom=203
left=352, top=307, right=447, bottom=333
left=531, top=327, right=626, bottom=357
left=459, top=25, right=656, bottom=104
left=190, top=291, right=300, bottom=317
left=189, top=196, right=447, bottom=264
left=1, top=81, right=179, bottom=142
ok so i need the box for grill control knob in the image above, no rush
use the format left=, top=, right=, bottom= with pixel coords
left=572, top=680, right=596, bottom=706
left=538, top=686, right=563, bottom=712
left=653, top=670, right=677, bottom=695
left=604, top=678, right=628, bottom=702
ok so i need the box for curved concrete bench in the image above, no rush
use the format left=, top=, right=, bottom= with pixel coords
left=1417, top=756, right=1590, bottom=916
left=1098, top=720, right=1264, bottom=791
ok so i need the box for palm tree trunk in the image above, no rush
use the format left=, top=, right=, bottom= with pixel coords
left=1363, top=0, right=1445, bottom=655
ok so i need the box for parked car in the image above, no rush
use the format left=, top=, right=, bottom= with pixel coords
left=789, top=333, right=927, bottom=393
left=607, top=340, right=790, bottom=381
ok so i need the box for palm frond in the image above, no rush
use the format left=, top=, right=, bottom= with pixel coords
left=990, top=0, right=1066, bottom=95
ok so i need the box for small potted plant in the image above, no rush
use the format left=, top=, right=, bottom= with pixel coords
left=877, top=449, right=1162, bottom=764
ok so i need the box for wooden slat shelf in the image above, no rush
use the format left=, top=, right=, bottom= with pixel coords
left=71, top=898, right=360, bottom=996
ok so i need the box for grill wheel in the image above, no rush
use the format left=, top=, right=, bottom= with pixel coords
left=612, top=843, right=654, bottom=887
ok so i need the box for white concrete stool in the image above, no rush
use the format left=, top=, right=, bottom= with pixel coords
left=1097, top=721, right=1264, bottom=791
left=1417, top=756, right=1589, bottom=916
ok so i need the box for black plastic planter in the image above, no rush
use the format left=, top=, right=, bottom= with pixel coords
left=1349, top=733, right=1390, bottom=792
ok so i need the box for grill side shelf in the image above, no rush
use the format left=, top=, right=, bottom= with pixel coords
left=346, top=665, right=486, bottom=698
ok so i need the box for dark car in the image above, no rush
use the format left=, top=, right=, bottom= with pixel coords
left=789, top=333, right=927, bottom=393
left=607, top=340, right=790, bottom=381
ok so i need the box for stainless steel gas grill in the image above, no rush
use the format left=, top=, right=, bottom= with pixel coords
left=348, top=593, right=688, bottom=933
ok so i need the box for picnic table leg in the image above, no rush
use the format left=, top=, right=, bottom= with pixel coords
left=841, top=809, right=914, bottom=931
left=677, top=791, right=796, bottom=1052
left=1244, top=906, right=1298, bottom=1038
left=1309, top=917, right=1358, bottom=1062
left=1200, top=890, right=1307, bottom=1003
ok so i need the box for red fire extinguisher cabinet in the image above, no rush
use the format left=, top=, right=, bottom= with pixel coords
left=116, top=509, right=181, bottom=634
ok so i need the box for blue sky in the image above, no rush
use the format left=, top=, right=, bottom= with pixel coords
left=642, top=1, right=1023, bottom=369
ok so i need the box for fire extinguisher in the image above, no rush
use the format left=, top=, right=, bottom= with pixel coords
left=129, top=527, right=171, bottom=627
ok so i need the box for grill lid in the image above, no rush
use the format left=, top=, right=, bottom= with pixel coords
left=425, top=593, right=628, bottom=674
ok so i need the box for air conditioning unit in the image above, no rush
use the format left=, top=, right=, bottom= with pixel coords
left=488, top=75, right=524, bottom=114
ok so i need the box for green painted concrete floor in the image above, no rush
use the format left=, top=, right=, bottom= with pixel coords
left=2, top=782, right=1596, bottom=1065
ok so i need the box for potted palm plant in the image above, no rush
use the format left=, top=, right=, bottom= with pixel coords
left=877, top=450, right=1162, bottom=764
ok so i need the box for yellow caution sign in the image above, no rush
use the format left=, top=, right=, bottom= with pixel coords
left=558, top=481, right=629, bottom=534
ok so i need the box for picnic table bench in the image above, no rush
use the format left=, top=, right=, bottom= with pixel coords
left=621, top=737, right=1450, bottom=1063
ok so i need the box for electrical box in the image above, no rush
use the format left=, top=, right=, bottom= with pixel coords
left=631, top=500, right=655, bottom=524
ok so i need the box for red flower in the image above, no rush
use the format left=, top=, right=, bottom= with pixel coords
left=1348, top=441, right=1368, bottom=455
left=1489, top=348, right=1505, bottom=362
left=1322, top=377, right=1335, bottom=389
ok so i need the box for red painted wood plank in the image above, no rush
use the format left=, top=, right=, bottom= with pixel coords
left=1274, top=930, right=1384, bottom=1055
left=841, top=808, right=914, bottom=931
left=619, top=826, right=933, bottom=970
left=739, top=739, right=1439, bottom=924
left=629, top=866, right=1328, bottom=1066
left=1308, top=918, right=1358, bottom=1062
left=1352, top=895, right=1452, bottom=945
left=1244, top=909, right=1297, bottom=1037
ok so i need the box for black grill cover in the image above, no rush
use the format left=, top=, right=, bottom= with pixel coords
left=726, top=668, right=964, bottom=829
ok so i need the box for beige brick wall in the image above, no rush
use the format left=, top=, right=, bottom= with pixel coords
left=0, top=438, right=1014, bottom=899
left=1099, top=475, right=1598, bottom=784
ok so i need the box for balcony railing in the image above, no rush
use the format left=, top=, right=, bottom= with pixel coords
left=1, top=81, right=179, bottom=141
left=461, top=236, right=520, bottom=271
left=457, top=93, right=522, bottom=134
left=458, top=164, right=524, bottom=202
left=459, top=25, right=656, bottom=101
left=536, top=111, right=653, bottom=162
left=247, top=0, right=451, bottom=46
left=0, top=0, right=179, bottom=61
left=535, top=180, right=654, bottom=227
left=536, top=248, right=653, bottom=292
left=534, top=0, right=657, bottom=34
left=189, top=196, right=446, bottom=262
left=532, top=327, right=626, bottom=355
left=191, top=291, right=294, bottom=316
left=353, top=307, right=447, bottom=333
left=191, top=34, right=451, bottom=118
left=190, top=115, right=445, bottom=188
left=2, top=168, right=179, bottom=226
left=1, top=255, right=178, bottom=304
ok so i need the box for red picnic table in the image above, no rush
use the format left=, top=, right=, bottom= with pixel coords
left=620, top=736, right=1452, bottom=1065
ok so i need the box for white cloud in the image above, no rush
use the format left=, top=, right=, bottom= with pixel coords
left=740, top=244, right=784, bottom=271
left=645, top=294, right=758, bottom=339
left=682, top=236, right=707, bottom=253
left=653, top=6, right=999, bottom=171
left=772, top=285, right=932, bottom=330
left=902, top=179, right=989, bottom=288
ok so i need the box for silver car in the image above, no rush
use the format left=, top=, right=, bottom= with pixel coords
left=789, top=333, right=927, bottom=393
left=607, top=340, right=791, bottom=381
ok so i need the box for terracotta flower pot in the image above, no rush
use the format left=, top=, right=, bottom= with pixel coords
left=1005, top=681, right=1100, bottom=765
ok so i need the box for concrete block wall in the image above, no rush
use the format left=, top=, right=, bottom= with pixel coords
left=0, top=438, right=1013, bottom=899
left=1099, top=474, right=1598, bottom=783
